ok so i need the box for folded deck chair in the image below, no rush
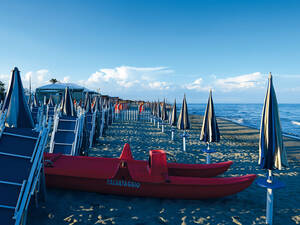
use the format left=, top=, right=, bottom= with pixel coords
left=0, top=125, right=49, bottom=225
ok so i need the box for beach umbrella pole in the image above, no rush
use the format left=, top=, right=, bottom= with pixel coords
left=206, top=143, right=211, bottom=164
left=171, top=127, right=174, bottom=141
left=157, top=120, right=160, bottom=129
left=266, top=170, right=273, bottom=225
left=182, top=131, right=188, bottom=151
left=256, top=170, right=285, bottom=225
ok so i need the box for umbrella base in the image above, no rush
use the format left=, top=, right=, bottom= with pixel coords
left=256, top=177, right=285, bottom=189
left=202, top=149, right=216, bottom=154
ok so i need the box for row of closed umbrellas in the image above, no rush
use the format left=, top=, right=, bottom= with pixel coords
left=147, top=73, right=288, bottom=225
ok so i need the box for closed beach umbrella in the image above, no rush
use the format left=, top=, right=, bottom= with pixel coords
left=157, top=101, right=161, bottom=119
left=43, top=96, right=47, bottom=105
left=157, top=101, right=161, bottom=128
left=2, top=67, right=34, bottom=128
left=177, top=94, right=190, bottom=130
left=200, top=89, right=220, bottom=164
left=61, top=87, right=76, bottom=117
left=152, top=101, right=157, bottom=125
left=92, top=96, right=99, bottom=113
left=48, top=95, right=55, bottom=107
left=177, top=94, right=190, bottom=151
left=257, top=73, right=288, bottom=225
left=161, top=100, right=168, bottom=121
left=170, top=99, right=177, bottom=126
left=161, top=100, right=168, bottom=132
left=84, top=93, right=92, bottom=113
left=259, top=74, right=288, bottom=170
left=33, top=93, right=40, bottom=107
left=170, top=99, right=177, bottom=141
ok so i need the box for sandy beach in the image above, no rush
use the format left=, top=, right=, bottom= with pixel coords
left=28, top=115, right=300, bottom=225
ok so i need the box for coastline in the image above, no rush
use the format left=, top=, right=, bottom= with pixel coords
left=27, top=114, right=300, bottom=225
left=217, top=116, right=300, bottom=141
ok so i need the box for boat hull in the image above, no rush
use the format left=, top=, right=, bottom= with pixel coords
left=44, top=153, right=256, bottom=199
left=45, top=174, right=256, bottom=199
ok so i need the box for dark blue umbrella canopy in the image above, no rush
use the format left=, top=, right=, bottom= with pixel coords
left=152, top=102, right=156, bottom=116
left=61, top=87, right=76, bottom=117
left=177, top=94, right=190, bottom=130
left=98, top=96, right=103, bottom=111
left=200, top=90, right=220, bottom=143
left=102, top=97, right=108, bottom=110
left=161, top=100, right=168, bottom=121
left=92, top=96, right=99, bottom=112
left=2, top=67, right=34, bottom=128
left=27, top=93, right=32, bottom=106
left=170, top=99, right=177, bottom=126
left=48, top=95, right=55, bottom=107
left=84, top=92, right=92, bottom=113
left=156, top=101, right=161, bottom=118
left=43, top=96, right=47, bottom=105
left=33, top=93, right=40, bottom=107
left=259, top=74, right=288, bottom=170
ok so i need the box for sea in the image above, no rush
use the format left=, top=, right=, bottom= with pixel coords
left=187, top=104, right=300, bottom=139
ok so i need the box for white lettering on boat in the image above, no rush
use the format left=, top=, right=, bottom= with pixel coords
left=106, top=179, right=141, bottom=188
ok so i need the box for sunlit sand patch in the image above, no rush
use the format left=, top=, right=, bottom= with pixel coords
left=231, top=216, right=242, bottom=225
left=158, top=216, right=169, bottom=223
left=48, top=213, right=55, bottom=219
left=79, top=206, right=94, bottom=211
left=160, top=208, right=165, bottom=214
left=192, top=217, right=206, bottom=224
left=95, top=215, right=115, bottom=224
left=64, top=215, right=78, bottom=225
left=292, top=215, right=300, bottom=224
left=181, top=216, right=187, bottom=225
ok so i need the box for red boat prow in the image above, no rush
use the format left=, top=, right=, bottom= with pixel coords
left=44, top=144, right=256, bottom=199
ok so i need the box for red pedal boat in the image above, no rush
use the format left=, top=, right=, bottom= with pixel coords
left=44, top=144, right=256, bottom=199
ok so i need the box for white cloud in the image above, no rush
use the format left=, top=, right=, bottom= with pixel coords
left=214, top=72, right=264, bottom=91
left=62, top=76, right=71, bottom=83
left=0, top=70, right=51, bottom=90
left=0, top=74, right=10, bottom=82
left=184, top=78, right=210, bottom=91
left=82, top=66, right=173, bottom=91
left=183, top=72, right=265, bottom=94
left=148, top=81, right=170, bottom=90
left=22, top=69, right=50, bottom=89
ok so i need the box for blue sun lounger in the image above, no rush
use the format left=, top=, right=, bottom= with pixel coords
left=0, top=111, right=51, bottom=225
left=30, top=106, right=39, bottom=124
left=49, top=112, right=84, bottom=156
left=46, top=105, right=56, bottom=122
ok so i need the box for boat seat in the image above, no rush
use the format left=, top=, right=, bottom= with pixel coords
left=119, top=143, right=133, bottom=160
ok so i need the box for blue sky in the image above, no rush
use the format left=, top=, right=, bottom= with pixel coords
left=0, top=0, right=300, bottom=103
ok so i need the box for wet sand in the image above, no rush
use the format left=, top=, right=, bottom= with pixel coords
left=28, top=115, right=300, bottom=225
